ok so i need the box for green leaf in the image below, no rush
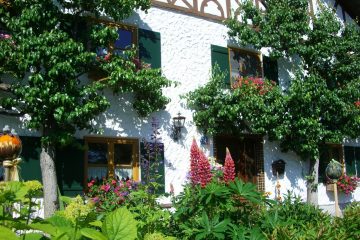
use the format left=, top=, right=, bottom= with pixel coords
left=81, top=228, right=107, bottom=240
left=102, top=207, right=137, bottom=240
left=22, top=233, right=46, bottom=240
left=89, top=220, right=103, bottom=228
left=0, top=226, right=20, bottom=240
left=29, top=223, right=57, bottom=236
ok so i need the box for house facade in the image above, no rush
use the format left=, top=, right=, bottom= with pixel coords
left=1, top=0, right=359, bottom=213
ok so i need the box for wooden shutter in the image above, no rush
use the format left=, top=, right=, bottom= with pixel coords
left=211, top=45, right=230, bottom=87
left=20, top=136, right=42, bottom=182
left=263, top=56, right=279, bottom=84
left=56, top=140, right=84, bottom=196
left=140, top=142, right=165, bottom=194
left=138, top=29, right=161, bottom=69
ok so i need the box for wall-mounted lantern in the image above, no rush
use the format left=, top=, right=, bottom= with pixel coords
left=272, top=159, right=286, bottom=176
left=171, top=112, right=186, bottom=141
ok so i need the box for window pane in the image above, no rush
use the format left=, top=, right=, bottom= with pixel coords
left=88, top=167, right=107, bottom=180
left=230, top=49, right=261, bottom=79
left=88, top=143, right=108, bottom=164
left=115, top=168, right=132, bottom=181
left=114, top=29, right=132, bottom=50
left=114, top=144, right=133, bottom=165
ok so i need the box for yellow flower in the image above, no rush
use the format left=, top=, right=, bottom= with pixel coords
left=24, top=180, right=42, bottom=192
left=23, top=180, right=43, bottom=197
left=61, top=195, right=94, bottom=224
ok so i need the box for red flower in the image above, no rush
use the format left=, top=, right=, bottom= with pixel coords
left=100, top=184, right=110, bottom=192
left=223, top=148, right=236, bottom=183
left=190, top=138, right=201, bottom=185
left=197, top=150, right=212, bottom=188
left=354, top=100, right=360, bottom=108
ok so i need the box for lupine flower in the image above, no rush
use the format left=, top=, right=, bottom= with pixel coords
left=197, top=150, right=212, bottom=188
left=223, top=148, right=236, bottom=183
left=189, top=138, right=202, bottom=185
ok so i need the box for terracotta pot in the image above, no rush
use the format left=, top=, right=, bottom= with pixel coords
left=0, top=133, right=22, bottom=161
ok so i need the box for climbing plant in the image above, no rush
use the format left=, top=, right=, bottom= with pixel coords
left=187, top=0, right=360, bottom=204
left=0, top=0, right=171, bottom=217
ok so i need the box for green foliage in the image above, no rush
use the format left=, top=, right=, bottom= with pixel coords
left=171, top=178, right=268, bottom=239
left=227, top=0, right=310, bottom=58
left=28, top=198, right=138, bottom=240
left=224, top=0, right=360, bottom=160
left=332, top=202, right=360, bottom=240
left=0, top=181, right=43, bottom=238
left=185, top=67, right=284, bottom=136
left=0, top=0, right=171, bottom=145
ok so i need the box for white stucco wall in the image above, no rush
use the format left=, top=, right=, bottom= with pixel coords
left=1, top=1, right=359, bottom=208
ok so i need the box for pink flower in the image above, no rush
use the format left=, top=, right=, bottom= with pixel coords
left=100, top=184, right=110, bottom=192
left=103, top=53, right=111, bottom=61
left=197, top=150, right=212, bottom=188
left=223, top=148, right=236, bottom=183
left=189, top=138, right=201, bottom=185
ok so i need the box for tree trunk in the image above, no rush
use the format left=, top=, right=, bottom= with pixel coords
left=307, top=157, right=319, bottom=206
left=40, top=141, right=59, bottom=218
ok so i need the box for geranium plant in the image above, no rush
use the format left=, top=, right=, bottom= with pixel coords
left=86, top=177, right=139, bottom=213
left=336, top=175, right=360, bottom=195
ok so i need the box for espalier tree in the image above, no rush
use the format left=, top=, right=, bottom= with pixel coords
left=0, top=0, right=171, bottom=217
left=187, top=0, right=360, bottom=205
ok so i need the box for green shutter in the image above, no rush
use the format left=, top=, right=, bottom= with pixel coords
left=20, top=136, right=42, bottom=182
left=139, top=29, right=161, bottom=69
left=344, top=146, right=356, bottom=176
left=56, top=140, right=84, bottom=197
left=140, top=142, right=165, bottom=194
left=211, top=45, right=230, bottom=87
left=263, top=56, right=279, bottom=84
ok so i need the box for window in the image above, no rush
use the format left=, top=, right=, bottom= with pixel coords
left=229, top=47, right=262, bottom=80
left=92, top=21, right=162, bottom=69
left=319, top=144, right=344, bottom=181
left=211, top=45, right=278, bottom=87
left=344, top=146, right=360, bottom=177
left=84, top=136, right=140, bottom=183
left=214, top=135, right=264, bottom=191
left=95, top=23, right=138, bottom=58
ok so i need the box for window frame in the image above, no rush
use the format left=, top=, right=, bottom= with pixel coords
left=90, top=19, right=138, bottom=56
left=227, top=46, right=263, bottom=86
left=344, top=145, right=360, bottom=177
left=84, top=136, right=140, bottom=185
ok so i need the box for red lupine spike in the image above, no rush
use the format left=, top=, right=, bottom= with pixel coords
left=198, top=150, right=212, bottom=188
left=223, top=147, right=236, bottom=183
left=190, top=138, right=201, bottom=185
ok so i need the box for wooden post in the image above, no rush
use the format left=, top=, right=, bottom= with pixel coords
left=333, top=182, right=341, bottom=217
left=3, top=160, right=11, bottom=181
